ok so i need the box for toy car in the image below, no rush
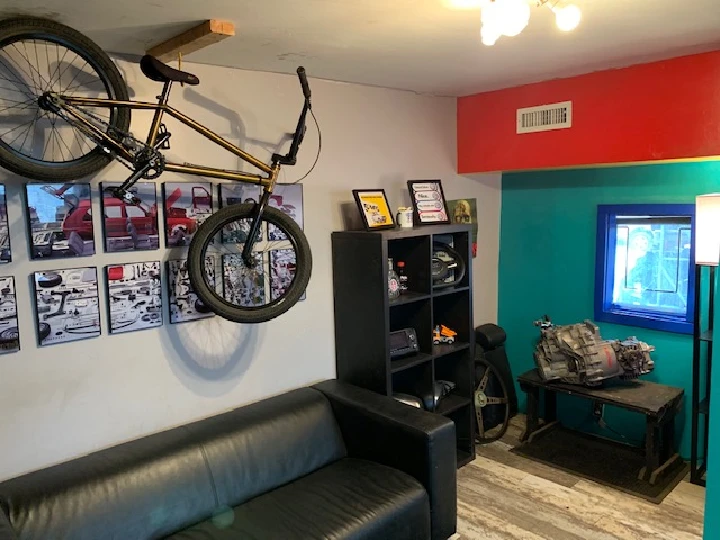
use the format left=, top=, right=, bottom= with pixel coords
left=433, top=324, right=457, bottom=345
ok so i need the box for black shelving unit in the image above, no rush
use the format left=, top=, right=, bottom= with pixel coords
left=331, top=224, right=476, bottom=468
left=691, top=264, right=715, bottom=487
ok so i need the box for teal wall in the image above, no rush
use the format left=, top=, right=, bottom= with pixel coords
left=499, top=161, right=720, bottom=460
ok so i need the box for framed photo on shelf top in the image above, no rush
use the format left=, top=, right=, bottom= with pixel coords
left=407, top=180, right=451, bottom=226
left=352, top=189, right=395, bottom=231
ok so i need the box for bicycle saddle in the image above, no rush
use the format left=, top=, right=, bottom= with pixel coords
left=140, top=55, right=200, bottom=86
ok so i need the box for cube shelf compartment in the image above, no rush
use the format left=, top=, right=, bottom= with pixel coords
left=331, top=224, right=476, bottom=468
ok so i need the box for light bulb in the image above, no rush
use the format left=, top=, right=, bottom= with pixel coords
left=480, top=0, right=530, bottom=45
left=554, top=4, right=582, bottom=32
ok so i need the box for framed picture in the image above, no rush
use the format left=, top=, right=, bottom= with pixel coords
left=447, top=198, right=479, bottom=258
left=352, top=189, right=395, bottom=230
left=407, top=180, right=450, bottom=225
left=268, top=183, right=304, bottom=241
left=106, top=262, right=163, bottom=334
left=222, top=253, right=266, bottom=307
left=0, top=185, right=11, bottom=263
left=0, top=276, right=19, bottom=353
left=218, top=184, right=263, bottom=243
left=270, top=249, right=305, bottom=302
left=33, top=267, right=100, bottom=346
left=163, top=182, right=214, bottom=247
left=25, top=183, right=95, bottom=259
left=100, top=182, right=160, bottom=252
left=167, top=257, right=215, bottom=323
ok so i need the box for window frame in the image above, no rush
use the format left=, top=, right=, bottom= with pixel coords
left=594, top=203, right=696, bottom=335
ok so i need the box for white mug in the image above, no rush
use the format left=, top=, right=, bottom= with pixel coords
left=396, top=207, right=413, bottom=227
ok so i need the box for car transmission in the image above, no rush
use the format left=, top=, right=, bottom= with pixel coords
left=532, top=316, right=655, bottom=386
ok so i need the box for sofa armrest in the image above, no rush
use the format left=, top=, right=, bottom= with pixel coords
left=313, top=380, right=457, bottom=540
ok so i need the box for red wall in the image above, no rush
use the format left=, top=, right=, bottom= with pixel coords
left=457, top=51, right=720, bottom=174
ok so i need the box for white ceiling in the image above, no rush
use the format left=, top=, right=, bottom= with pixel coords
left=2, top=0, right=720, bottom=96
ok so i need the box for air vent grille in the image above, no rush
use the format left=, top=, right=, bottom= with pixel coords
left=516, top=101, right=572, bottom=134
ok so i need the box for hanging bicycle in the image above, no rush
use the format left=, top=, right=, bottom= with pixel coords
left=0, top=16, right=316, bottom=323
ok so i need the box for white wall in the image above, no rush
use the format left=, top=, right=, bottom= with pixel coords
left=0, top=58, right=500, bottom=481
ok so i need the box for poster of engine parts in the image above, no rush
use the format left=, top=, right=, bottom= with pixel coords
left=106, top=262, right=163, bottom=334
left=218, top=184, right=263, bottom=243
left=222, top=253, right=266, bottom=307
left=100, top=182, right=160, bottom=252
left=163, top=182, right=214, bottom=247
left=167, top=257, right=216, bottom=323
left=270, top=249, right=305, bottom=302
left=268, top=184, right=304, bottom=241
left=0, top=185, right=11, bottom=263
left=0, top=277, right=19, bottom=353
left=26, top=183, right=95, bottom=259
left=33, top=267, right=100, bottom=346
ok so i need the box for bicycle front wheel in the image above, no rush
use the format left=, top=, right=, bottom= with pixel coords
left=188, top=204, right=312, bottom=324
left=0, top=17, right=130, bottom=181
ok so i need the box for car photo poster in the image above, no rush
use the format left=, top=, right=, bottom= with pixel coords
left=268, top=183, right=304, bottom=241
left=106, top=262, right=163, bottom=334
left=163, top=182, right=214, bottom=247
left=26, top=183, right=95, bottom=259
left=0, top=276, right=19, bottom=353
left=33, top=267, right=100, bottom=346
left=218, top=184, right=263, bottom=243
left=222, top=253, right=265, bottom=307
left=101, top=182, right=160, bottom=252
left=0, top=185, right=11, bottom=263
left=167, top=257, right=216, bottom=323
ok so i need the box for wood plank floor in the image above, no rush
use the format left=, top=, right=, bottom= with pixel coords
left=457, top=415, right=705, bottom=540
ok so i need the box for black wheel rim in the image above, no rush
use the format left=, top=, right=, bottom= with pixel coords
left=475, top=359, right=510, bottom=444
left=0, top=33, right=118, bottom=165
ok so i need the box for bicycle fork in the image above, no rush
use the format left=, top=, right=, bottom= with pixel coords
left=241, top=165, right=280, bottom=267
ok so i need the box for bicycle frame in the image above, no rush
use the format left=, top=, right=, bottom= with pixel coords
left=58, top=80, right=279, bottom=189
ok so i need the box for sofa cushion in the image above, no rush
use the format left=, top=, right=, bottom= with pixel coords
left=166, top=458, right=430, bottom=540
left=183, top=387, right=347, bottom=508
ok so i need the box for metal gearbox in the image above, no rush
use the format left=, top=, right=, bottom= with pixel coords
left=532, top=316, right=655, bottom=386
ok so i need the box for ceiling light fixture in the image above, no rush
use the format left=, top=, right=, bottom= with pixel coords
left=474, top=0, right=582, bottom=46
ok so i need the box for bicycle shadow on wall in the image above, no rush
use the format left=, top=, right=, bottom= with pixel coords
left=161, top=315, right=262, bottom=397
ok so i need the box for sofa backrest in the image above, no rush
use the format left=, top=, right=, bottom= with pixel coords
left=0, top=387, right=347, bottom=540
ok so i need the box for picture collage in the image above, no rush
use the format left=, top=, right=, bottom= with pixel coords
left=0, top=180, right=305, bottom=350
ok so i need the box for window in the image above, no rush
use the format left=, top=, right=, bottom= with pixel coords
left=105, top=206, right=122, bottom=218
left=595, top=204, right=695, bottom=334
left=126, top=206, right=146, bottom=218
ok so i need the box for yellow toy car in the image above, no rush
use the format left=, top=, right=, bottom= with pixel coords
left=433, top=324, right=457, bottom=345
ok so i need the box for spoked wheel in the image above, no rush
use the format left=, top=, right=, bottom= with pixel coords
left=188, top=204, right=312, bottom=324
left=474, top=356, right=510, bottom=444
left=0, top=17, right=130, bottom=181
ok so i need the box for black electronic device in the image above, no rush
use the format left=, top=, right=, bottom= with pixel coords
left=389, top=327, right=419, bottom=359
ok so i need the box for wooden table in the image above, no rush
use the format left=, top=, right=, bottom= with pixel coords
left=518, top=369, right=684, bottom=485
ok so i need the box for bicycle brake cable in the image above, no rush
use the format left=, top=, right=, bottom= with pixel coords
left=290, top=108, right=321, bottom=185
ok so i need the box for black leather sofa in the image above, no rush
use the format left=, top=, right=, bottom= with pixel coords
left=0, top=380, right=457, bottom=540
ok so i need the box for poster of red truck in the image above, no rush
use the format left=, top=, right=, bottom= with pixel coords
left=100, top=182, right=160, bottom=252
left=26, top=183, right=96, bottom=259
left=163, top=182, right=214, bottom=247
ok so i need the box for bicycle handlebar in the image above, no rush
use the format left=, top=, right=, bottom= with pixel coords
left=297, top=66, right=311, bottom=101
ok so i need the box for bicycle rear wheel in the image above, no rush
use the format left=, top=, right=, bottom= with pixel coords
left=188, top=204, right=312, bottom=324
left=0, top=17, right=130, bottom=181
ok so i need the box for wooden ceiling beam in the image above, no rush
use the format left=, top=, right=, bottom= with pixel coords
left=146, top=19, right=235, bottom=62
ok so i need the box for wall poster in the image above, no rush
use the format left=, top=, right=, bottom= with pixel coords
left=270, top=249, right=305, bottom=301
left=0, top=276, right=19, bottom=353
left=33, top=267, right=100, bottom=346
left=0, top=185, right=11, bottom=263
left=167, top=257, right=216, bottom=323
left=106, top=262, right=163, bottom=334
left=163, top=182, right=213, bottom=247
left=26, top=183, right=95, bottom=259
left=222, top=253, right=265, bottom=307
left=101, top=182, right=160, bottom=252
left=268, top=183, right=304, bottom=241
left=218, top=184, right=263, bottom=243
left=447, top=198, right=479, bottom=258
